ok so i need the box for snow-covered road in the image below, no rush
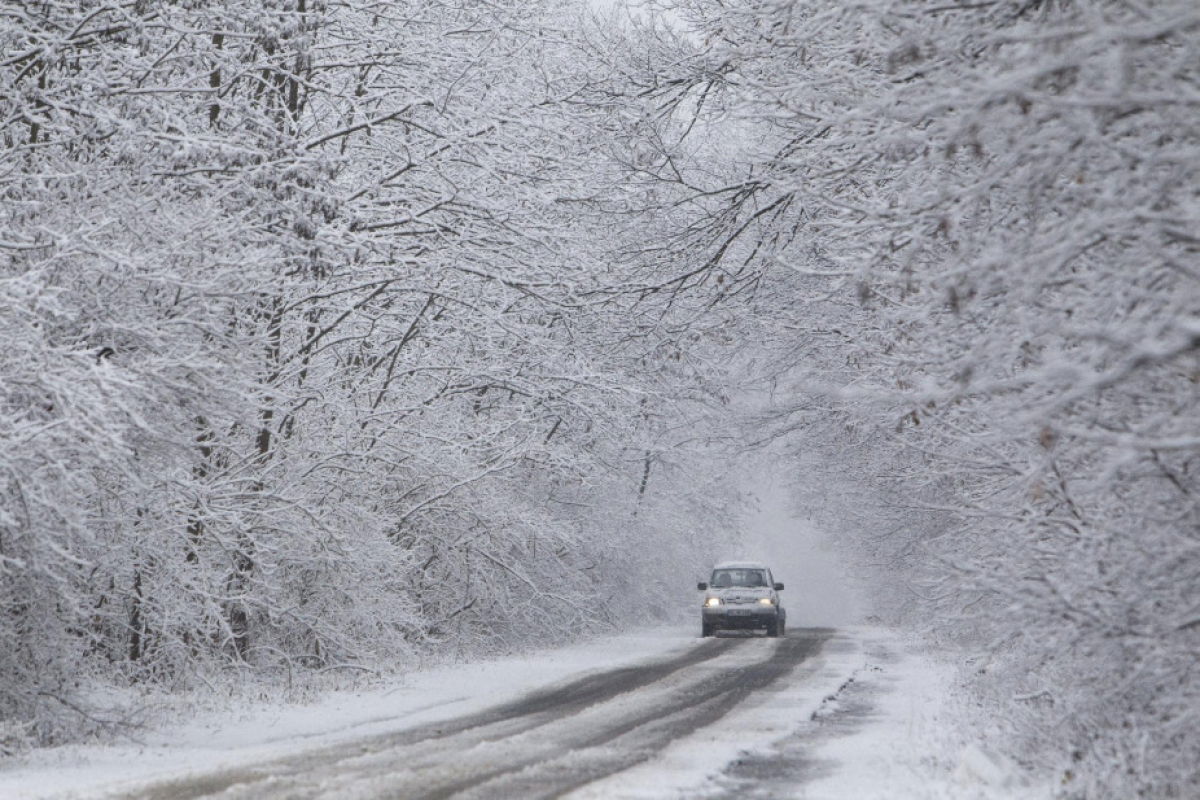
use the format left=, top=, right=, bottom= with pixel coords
left=115, top=631, right=826, bottom=799
left=2, top=626, right=1044, bottom=799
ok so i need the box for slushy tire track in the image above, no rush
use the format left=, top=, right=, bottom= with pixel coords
left=438, top=631, right=829, bottom=800
left=118, top=629, right=830, bottom=800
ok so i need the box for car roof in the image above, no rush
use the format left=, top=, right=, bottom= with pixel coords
left=712, top=561, right=769, bottom=570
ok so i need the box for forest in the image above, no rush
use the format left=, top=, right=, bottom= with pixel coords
left=2, top=0, right=1197, bottom=797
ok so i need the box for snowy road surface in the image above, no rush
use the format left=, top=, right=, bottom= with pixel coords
left=3, top=626, right=1041, bottom=799
left=119, top=630, right=829, bottom=799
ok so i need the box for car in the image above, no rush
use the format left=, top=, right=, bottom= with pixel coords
left=697, top=561, right=786, bottom=637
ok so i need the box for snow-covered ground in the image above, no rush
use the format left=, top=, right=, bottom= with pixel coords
left=0, top=626, right=1048, bottom=799
left=569, top=628, right=1051, bottom=800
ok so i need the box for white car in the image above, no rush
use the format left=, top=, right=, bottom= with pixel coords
left=697, top=561, right=786, bottom=637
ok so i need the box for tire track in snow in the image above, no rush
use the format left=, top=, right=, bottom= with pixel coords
left=443, top=631, right=830, bottom=800
left=116, top=630, right=830, bottom=800
left=116, top=636, right=734, bottom=800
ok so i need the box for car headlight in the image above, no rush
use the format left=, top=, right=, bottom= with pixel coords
left=758, top=597, right=774, bottom=606
left=704, top=597, right=722, bottom=608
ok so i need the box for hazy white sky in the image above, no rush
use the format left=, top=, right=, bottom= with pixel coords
left=735, top=465, right=864, bottom=627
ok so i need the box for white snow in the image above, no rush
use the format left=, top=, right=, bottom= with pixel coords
left=568, top=628, right=1053, bottom=800
left=793, top=633, right=1055, bottom=800
left=0, top=628, right=695, bottom=799
left=0, top=627, right=1052, bottom=799
left=564, top=631, right=864, bottom=800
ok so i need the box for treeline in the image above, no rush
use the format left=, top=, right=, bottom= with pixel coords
left=7, top=0, right=1197, bottom=793
left=629, top=0, right=1199, bottom=796
left=0, top=1, right=741, bottom=747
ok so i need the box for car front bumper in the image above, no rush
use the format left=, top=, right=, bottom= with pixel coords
left=702, top=606, right=781, bottom=629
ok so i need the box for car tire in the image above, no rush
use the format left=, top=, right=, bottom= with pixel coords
left=701, top=622, right=714, bottom=637
left=766, top=620, right=779, bottom=638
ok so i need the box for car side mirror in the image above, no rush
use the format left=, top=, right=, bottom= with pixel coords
left=774, top=582, right=784, bottom=591
left=697, top=582, right=708, bottom=591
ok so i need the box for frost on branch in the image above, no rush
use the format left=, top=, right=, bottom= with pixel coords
left=636, top=0, right=1199, bottom=795
left=0, top=0, right=740, bottom=746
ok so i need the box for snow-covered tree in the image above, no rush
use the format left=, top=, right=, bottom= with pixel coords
left=0, top=0, right=743, bottom=746
left=621, top=0, right=1200, bottom=794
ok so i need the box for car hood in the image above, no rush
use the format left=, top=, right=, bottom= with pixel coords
left=708, top=587, right=774, bottom=604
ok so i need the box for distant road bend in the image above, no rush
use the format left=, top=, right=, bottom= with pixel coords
left=124, top=629, right=833, bottom=800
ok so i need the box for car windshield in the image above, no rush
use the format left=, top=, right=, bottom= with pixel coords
left=710, top=569, right=767, bottom=588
